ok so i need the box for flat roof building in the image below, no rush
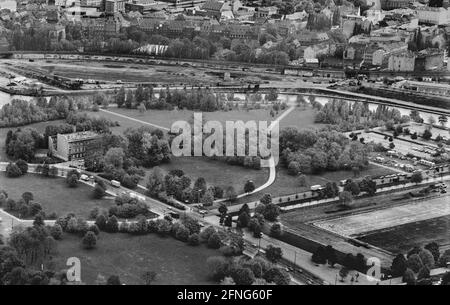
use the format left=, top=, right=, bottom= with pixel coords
left=49, top=131, right=100, bottom=162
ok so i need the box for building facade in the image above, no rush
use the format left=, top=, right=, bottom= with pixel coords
left=388, top=51, right=415, bottom=71
left=416, top=7, right=450, bottom=26
left=49, top=131, right=99, bottom=161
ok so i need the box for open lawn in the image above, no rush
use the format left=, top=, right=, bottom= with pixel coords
left=0, top=120, right=65, bottom=162
left=279, top=107, right=325, bottom=130
left=53, top=232, right=220, bottom=285
left=88, top=107, right=278, bottom=132
left=358, top=215, right=450, bottom=254
left=149, top=156, right=269, bottom=195
left=0, top=174, right=114, bottom=219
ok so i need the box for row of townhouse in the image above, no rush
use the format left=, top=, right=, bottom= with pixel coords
left=134, top=17, right=260, bottom=39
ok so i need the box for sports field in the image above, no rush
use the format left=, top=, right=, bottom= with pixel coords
left=313, top=195, right=450, bottom=237
left=358, top=215, right=450, bottom=253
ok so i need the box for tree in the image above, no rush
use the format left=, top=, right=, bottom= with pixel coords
left=402, top=268, right=416, bottom=285
left=231, top=267, right=255, bottom=285
left=6, top=163, right=22, bottom=178
left=312, top=246, right=327, bottom=264
left=407, top=254, right=424, bottom=273
left=201, top=190, right=214, bottom=207
left=244, top=180, right=255, bottom=193
left=106, top=216, right=119, bottom=233
left=225, top=186, right=237, bottom=202
left=260, top=193, right=272, bottom=205
left=270, top=223, right=282, bottom=238
left=410, top=171, right=423, bottom=184
left=298, top=174, right=307, bottom=187
left=106, top=275, right=121, bottom=285
left=207, top=256, right=230, bottom=282
left=391, top=254, right=407, bottom=277
left=441, top=272, right=450, bottom=285
left=93, top=184, right=106, bottom=199
left=141, top=271, right=157, bottom=285
left=66, top=170, right=80, bottom=188
left=15, top=159, right=28, bottom=174
left=265, top=246, right=283, bottom=263
left=418, top=249, right=435, bottom=269
left=417, top=266, right=430, bottom=281
left=207, top=233, right=222, bottom=249
left=237, top=211, right=250, bottom=228
left=82, top=231, right=97, bottom=249
left=21, top=192, right=34, bottom=204
left=424, top=242, right=440, bottom=264
left=263, top=204, right=280, bottom=222
left=422, top=129, right=432, bottom=140
left=339, top=267, right=349, bottom=282
left=188, top=233, right=200, bottom=246
left=95, top=214, right=107, bottom=231
left=218, top=203, right=228, bottom=216
left=339, top=191, right=353, bottom=207
left=264, top=267, right=290, bottom=285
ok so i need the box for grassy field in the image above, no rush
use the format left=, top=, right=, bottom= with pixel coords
left=53, top=232, right=220, bottom=285
left=149, top=156, right=268, bottom=195
left=0, top=120, right=65, bottom=162
left=279, top=107, right=325, bottom=130
left=358, top=215, right=450, bottom=254
left=0, top=174, right=114, bottom=219
left=89, top=107, right=277, bottom=132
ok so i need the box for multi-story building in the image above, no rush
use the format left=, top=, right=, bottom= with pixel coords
left=381, top=0, right=411, bottom=10
left=49, top=131, right=100, bottom=162
left=80, top=0, right=103, bottom=7
left=415, top=48, right=445, bottom=71
left=254, top=6, right=277, bottom=19
left=105, top=0, right=127, bottom=14
left=125, top=0, right=168, bottom=14
left=159, top=0, right=207, bottom=8
left=416, top=7, right=450, bottom=26
left=388, top=51, right=415, bottom=71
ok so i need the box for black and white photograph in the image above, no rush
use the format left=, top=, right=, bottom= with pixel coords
left=0, top=0, right=449, bottom=293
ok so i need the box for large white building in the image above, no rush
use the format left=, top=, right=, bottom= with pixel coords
left=416, top=7, right=450, bottom=26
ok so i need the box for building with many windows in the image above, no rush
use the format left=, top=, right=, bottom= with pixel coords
left=49, top=131, right=100, bottom=161
left=417, top=7, right=450, bottom=26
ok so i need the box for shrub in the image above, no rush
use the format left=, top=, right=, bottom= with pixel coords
left=207, top=233, right=222, bottom=249
left=175, top=225, right=190, bottom=242
left=105, top=215, right=119, bottom=233
left=15, top=159, right=28, bottom=174
left=6, top=163, right=22, bottom=178
left=82, top=231, right=97, bottom=249
left=50, top=224, right=63, bottom=240
left=188, top=233, right=200, bottom=246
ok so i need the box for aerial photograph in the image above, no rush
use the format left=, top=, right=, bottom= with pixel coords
left=0, top=0, right=449, bottom=292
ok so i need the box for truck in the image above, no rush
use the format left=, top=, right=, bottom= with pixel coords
left=111, top=180, right=121, bottom=188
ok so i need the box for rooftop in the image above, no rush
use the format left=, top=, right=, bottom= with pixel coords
left=60, top=131, right=99, bottom=142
